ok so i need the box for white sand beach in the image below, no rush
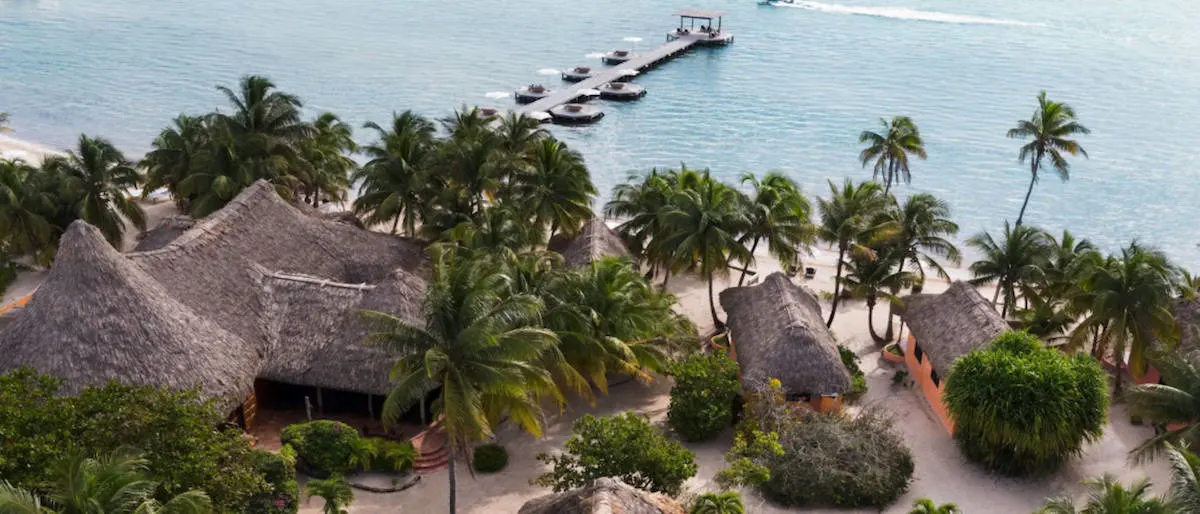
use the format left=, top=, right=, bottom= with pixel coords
left=0, top=133, right=62, bottom=164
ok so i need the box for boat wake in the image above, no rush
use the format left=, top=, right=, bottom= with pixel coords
left=484, top=91, right=510, bottom=99
left=770, top=1, right=1044, bottom=27
left=537, top=68, right=560, bottom=75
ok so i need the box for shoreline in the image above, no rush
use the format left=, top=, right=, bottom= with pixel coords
left=0, top=133, right=63, bottom=163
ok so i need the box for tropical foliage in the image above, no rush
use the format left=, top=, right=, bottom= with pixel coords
left=943, top=331, right=1109, bottom=476
left=305, top=475, right=353, bottom=514
left=859, top=115, right=927, bottom=193
left=1125, top=354, right=1200, bottom=461
left=1007, top=90, right=1090, bottom=226
left=690, top=491, right=745, bottom=514
left=1035, top=475, right=1175, bottom=514
left=667, top=352, right=741, bottom=442
left=909, top=498, right=961, bottom=514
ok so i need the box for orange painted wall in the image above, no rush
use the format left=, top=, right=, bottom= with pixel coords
left=905, top=333, right=954, bottom=434
left=0, top=292, right=33, bottom=317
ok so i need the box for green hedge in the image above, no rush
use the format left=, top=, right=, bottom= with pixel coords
left=837, top=345, right=868, bottom=400
left=245, top=450, right=300, bottom=514
left=667, top=352, right=742, bottom=442
left=281, top=420, right=416, bottom=475
left=473, top=443, right=509, bottom=473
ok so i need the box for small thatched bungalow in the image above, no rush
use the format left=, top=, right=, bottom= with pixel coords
left=518, top=478, right=686, bottom=514
left=0, top=181, right=430, bottom=429
left=1137, top=297, right=1200, bottom=385
left=133, top=215, right=195, bottom=252
left=719, top=272, right=850, bottom=413
left=548, top=218, right=631, bottom=268
left=902, top=281, right=1008, bottom=433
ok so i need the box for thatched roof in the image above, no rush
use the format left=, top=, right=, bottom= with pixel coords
left=133, top=215, right=195, bottom=252
left=259, top=268, right=426, bottom=395
left=518, top=478, right=686, bottom=514
left=719, top=272, right=850, bottom=396
left=1173, top=298, right=1200, bottom=357
left=549, top=218, right=631, bottom=268
left=902, top=281, right=1008, bottom=376
left=0, top=222, right=259, bottom=410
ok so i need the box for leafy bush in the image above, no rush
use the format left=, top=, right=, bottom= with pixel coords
left=943, top=331, right=1108, bottom=476
left=667, top=352, right=741, bottom=442
left=536, top=413, right=698, bottom=495
left=473, top=443, right=509, bottom=473
left=761, top=409, right=913, bottom=508
left=281, top=420, right=362, bottom=475
left=838, top=345, right=868, bottom=400
left=691, top=491, right=745, bottom=514
left=0, top=369, right=270, bottom=512
left=366, top=438, right=417, bottom=473
left=246, top=450, right=300, bottom=514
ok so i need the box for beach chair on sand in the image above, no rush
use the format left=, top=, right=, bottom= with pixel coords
left=804, top=267, right=816, bottom=279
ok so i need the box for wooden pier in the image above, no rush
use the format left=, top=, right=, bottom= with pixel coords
left=518, top=10, right=732, bottom=119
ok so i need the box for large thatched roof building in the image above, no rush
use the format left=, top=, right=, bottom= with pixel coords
left=548, top=218, right=631, bottom=268
left=518, top=478, right=686, bottom=514
left=0, top=181, right=428, bottom=413
left=719, top=272, right=850, bottom=409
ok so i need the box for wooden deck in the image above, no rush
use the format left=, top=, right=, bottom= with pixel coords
left=518, top=32, right=730, bottom=115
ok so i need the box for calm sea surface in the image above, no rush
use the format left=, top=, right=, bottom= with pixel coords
left=2, top=0, right=1199, bottom=266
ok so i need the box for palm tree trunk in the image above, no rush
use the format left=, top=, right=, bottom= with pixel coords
left=390, top=216, right=400, bottom=235
left=1114, top=358, right=1125, bottom=396
left=883, top=158, right=894, bottom=195
left=707, top=262, right=722, bottom=329
left=826, top=247, right=846, bottom=327
left=991, top=282, right=1003, bottom=308
left=1015, top=161, right=1038, bottom=226
left=884, top=255, right=907, bottom=341
left=1000, top=291, right=1010, bottom=319
left=448, top=446, right=457, bottom=514
left=867, top=297, right=884, bottom=343
left=661, top=266, right=671, bottom=291
left=548, top=220, right=558, bottom=243
left=737, top=237, right=760, bottom=287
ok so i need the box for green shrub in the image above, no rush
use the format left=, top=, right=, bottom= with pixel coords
left=246, top=450, right=300, bottom=514
left=536, top=413, right=698, bottom=495
left=690, top=491, right=745, bottom=514
left=367, top=438, right=417, bottom=473
left=760, top=409, right=913, bottom=508
left=838, top=345, right=868, bottom=400
left=473, top=443, right=509, bottom=473
left=667, top=352, right=741, bottom=442
left=281, top=420, right=362, bottom=475
left=944, top=331, right=1108, bottom=476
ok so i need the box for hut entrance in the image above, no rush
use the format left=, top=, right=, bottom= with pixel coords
left=247, top=379, right=436, bottom=449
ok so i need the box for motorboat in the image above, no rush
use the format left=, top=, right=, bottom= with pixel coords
left=514, top=84, right=553, bottom=104
left=597, top=82, right=646, bottom=101
left=561, top=67, right=594, bottom=82
left=548, top=103, right=604, bottom=125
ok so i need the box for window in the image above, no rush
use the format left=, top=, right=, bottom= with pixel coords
left=787, top=392, right=812, bottom=403
left=913, top=342, right=923, bottom=363
left=931, top=369, right=940, bottom=387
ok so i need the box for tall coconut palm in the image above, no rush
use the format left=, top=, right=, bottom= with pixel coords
left=660, top=173, right=751, bottom=328
left=300, top=112, right=356, bottom=208
left=446, top=204, right=543, bottom=254
left=0, top=450, right=212, bottom=514
left=141, top=114, right=213, bottom=207
left=859, top=116, right=927, bottom=194
left=816, top=179, right=893, bottom=327
left=214, top=75, right=312, bottom=197
left=440, top=106, right=498, bottom=144
left=881, top=193, right=960, bottom=339
left=361, top=245, right=560, bottom=514
left=736, top=172, right=814, bottom=287
left=605, top=169, right=673, bottom=280
left=305, top=475, right=353, bottom=514
left=1125, top=354, right=1200, bottom=461
left=844, top=252, right=912, bottom=342
left=0, top=159, right=57, bottom=264
left=908, top=498, right=962, bottom=514
left=43, top=134, right=145, bottom=247
left=966, top=221, right=1050, bottom=318
left=1007, top=91, right=1090, bottom=226
left=1036, top=475, right=1176, bottom=514
left=690, top=491, right=745, bottom=514
left=433, top=130, right=503, bottom=220
left=1165, top=443, right=1200, bottom=511
left=354, top=111, right=437, bottom=235
left=1071, top=243, right=1179, bottom=393
left=510, top=138, right=595, bottom=240
left=1039, top=230, right=1100, bottom=303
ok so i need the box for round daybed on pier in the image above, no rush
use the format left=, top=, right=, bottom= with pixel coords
left=527, top=111, right=553, bottom=124
left=478, top=108, right=500, bottom=117
left=598, top=82, right=646, bottom=101
left=601, top=50, right=635, bottom=65
left=561, top=67, right=593, bottom=82
left=548, top=103, right=604, bottom=125
left=514, top=85, right=553, bottom=104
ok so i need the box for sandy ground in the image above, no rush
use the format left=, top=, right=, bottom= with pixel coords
left=298, top=247, right=1171, bottom=513
left=0, top=133, right=61, bottom=164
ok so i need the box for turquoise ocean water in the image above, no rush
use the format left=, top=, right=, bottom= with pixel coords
left=2, top=0, right=1199, bottom=266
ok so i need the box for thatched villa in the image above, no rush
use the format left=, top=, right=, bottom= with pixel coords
left=901, top=281, right=1008, bottom=433
left=518, top=478, right=686, bottom=514
left=719, top=272, right=850, bottom=413
left=1136, top=297, right=1200, bottom=385
left=0, top=180, right=428, bottom=429
left=548, top=218, right=631, bottom=268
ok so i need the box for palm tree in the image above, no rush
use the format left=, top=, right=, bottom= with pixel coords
left=859, top=116, right=926, bottom=194
left=881, top=193, right=961, bottom=339
left=966, top=221, right=1050, bottom=318
left=1007, top=91, right=1090, bottom=226
left=214, top=75, right=312, bottom=198
left=690, top=491, right=745, bottom=514
left=1071, top=242, right=1179, bottom=393
left=0, top=159, right=57, bottom=264
left=446, top=204, right=542, bottom=254
left=361, top=245, right=560, bottom=514
left=1125, top=354, right=1200, bottom=460
left=844, top=252, right=912, bottom=342
left=736, top=172, right=813, bottom=286
left=605, top=169, right=673, bottom=280
left=305, top=475, right=353, bottom=514
left=510, top=138, right=595, bottom=240
left=1036, top=475, right=1176, bottom=514
left=0, top=450, right=212, bottom=513
left=909, top=498, right=962, bottom=514
left=141, top=114, right=213, bottom=208
left=300, top=112, right=356, bottom=208
left=440, top=106, right=498, bottom=143
left=816, top=179, right=892, bottom=327
left=43, top=134, right=145, bottom=247
left=354, top=111, right=437, bottom=235
left=660, top=172, right=751, bottom=328
left=1165, top=443, right=1200, bottom=511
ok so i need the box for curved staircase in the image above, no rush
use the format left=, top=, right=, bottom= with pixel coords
left=410, top=423, right=449, bottom=474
